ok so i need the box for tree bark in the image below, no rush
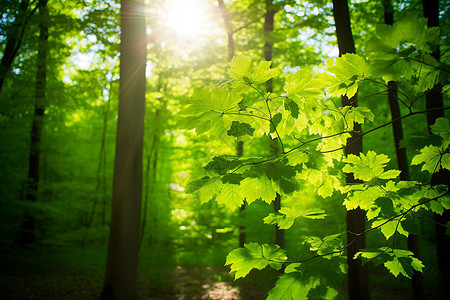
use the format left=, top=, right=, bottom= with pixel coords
left=100, top=0, right=146, bottom=298
left=16, top=0, right=48, bottom=246
left=332, top=1, right=370, bottom=299
left=0, top=0, right=41, bottom=93
left=382, top=2, right=426, bottom=298
left=264, top=0, right=284, bottom=249
left=422, top=0, right=450, bottom=292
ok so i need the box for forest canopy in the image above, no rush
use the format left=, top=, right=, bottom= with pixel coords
left=0, top=0, right=449, bottom=299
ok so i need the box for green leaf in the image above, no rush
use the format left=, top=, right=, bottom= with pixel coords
left=431, top=118, right=450, bottom=148
left=270, top=113, right=283, bottom=132
left=185, top=177, right=209, bottom=193
left=228, top=57, right=253, bottom=83
left=267, top=273, right=318, bottom=300
left=264, top=213, right=294, bottom=229
left=326, top=53, right=367, bottom=98
left=284, top=98, right=299, bottom=118
left=287, top=150, right=309, bottom=166
left=240, top=176, right=277, bottom=204
left=225, top=243, right=286, bottom=279
left=227, top=121, right=255, bottom=137
left=215, top=183, right=243, bottom=210
left=251, top=60, right=280, bottom=84
left=355, top=248, right=424, bottom=278
left=411, top=145, right=441, bottom=173
left=379, top=170, right=402, bottom=180
left=342, top=151, right=392, bottom=181
left=228, top=57, right=279, bottom=85
left=221, top=173, right=245, bottom=185
left=198, top=178, right=222, bottom=204
left=204, top=156, right=241, bottom=175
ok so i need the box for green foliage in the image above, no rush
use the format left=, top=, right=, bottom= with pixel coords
left=226, top=243, right=287, bottom=279
left=182, top=11, right=450, bottom=299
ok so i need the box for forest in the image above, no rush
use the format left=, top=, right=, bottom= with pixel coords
left=0, top=0, right=449, bottom=299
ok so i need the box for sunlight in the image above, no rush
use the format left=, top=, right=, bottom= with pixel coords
left=164, top=0, right=208, bottom=38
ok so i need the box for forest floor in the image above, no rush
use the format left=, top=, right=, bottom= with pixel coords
left=0, top=245, right=446, bottom=299
left=0, top=245, right=273, bottom=300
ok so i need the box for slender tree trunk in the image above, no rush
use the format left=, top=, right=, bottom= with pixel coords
left=422, top=0, right=450, bottom=292
left=264, top=0, right=284, bottom=249
left=0, top=0, right=41, bottom=93
left=218, top=0, right=235, bottom=62
left=16, top=0, right=48, bottom=246
left=382, top=2, right=426, bottom=298
left=100, top=0, right=146, bottom=298
left=332, top=1, right=370, bottom=299
left=217, top=0, right=247, bottom=247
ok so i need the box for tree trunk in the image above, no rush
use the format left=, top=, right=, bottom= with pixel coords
left=217, top=0, right=247, bottom=248
left=16, top=0, right=48, bottom=246
left=264, top=0, right=284, bottom=249
left=382, top=2, right=426, bottom=298
left=422, top=0, right=450, bottom=292
left=218, top=0, right=235, bottom=62
left=0, top=0, right=41, bottom=93
left=100, top=0, right=146, bottom=298
left=332, top=1, right=370, bottom=299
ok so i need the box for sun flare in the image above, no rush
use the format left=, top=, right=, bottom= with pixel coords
left=165, top=0, right=208, bottom=38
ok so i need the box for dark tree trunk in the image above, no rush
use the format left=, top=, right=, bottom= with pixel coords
left=422, top=0, right=450, bottom=292
left=16, top=0, right=48, bottom=246
left=100, top=0, right=146, bottom=298
left=332, top=1, right=370, bottom=299
left=383, top=2, right=426, bottom=298
left=264, top=0, right=284, bottom=249
left=0, top=0, right=41, bottom=93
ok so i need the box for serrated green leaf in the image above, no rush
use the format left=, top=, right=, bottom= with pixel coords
left=240, top=176, right=277, bottom=204
left=204, top=156, right=241, bottom=175
left=228, top=57, right=279, bottom=85
left=215, top=183, right=243, bottom=210
left=221, top=173, right=245, bottom=185
left=411, top=145, right=441, bottom=173
left=251, top=60, right=280, bottom=84
left=343, top=151, right=392, bottom=181
left=267, top=273, right=318, bottom=300
left=372, top=218, right=408, bottom=239
left=264, top=213, right=294, bottom=229
left=199, top=178, right=222, bottom=204
left=227, top=121, right=255, bottom=137
left=287, top=150, right=309, bottom=166
left=228, top=57, right=252, bottom=83
left=185, top=177, right=209, bottom=193
left=225, top=243, right=286, bottom=279
left=431, top=118, right=450, bottom=148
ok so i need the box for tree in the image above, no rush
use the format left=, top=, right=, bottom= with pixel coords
left=264, top=0, right=284, bottom=249
left=16, top=0, right=49, bottom=246
left=100, top=0, right=147, bottom=298
left=332, top=0, right=370, bottom=298
left=422, top=0, right=450, bottom=293
left=0, top=0, right=42, bottom=93
left=382, top=1, right=425, bottom=298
